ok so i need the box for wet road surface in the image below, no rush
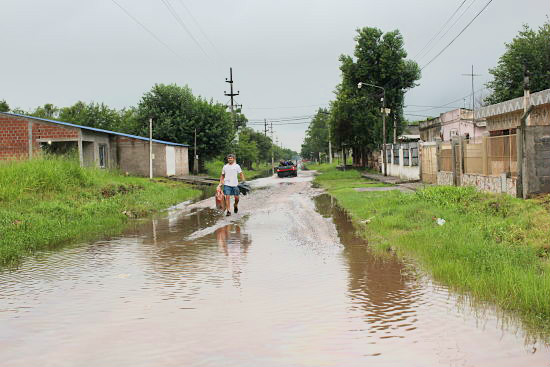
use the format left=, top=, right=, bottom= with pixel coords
left=1, top=171, right=549, bottom=366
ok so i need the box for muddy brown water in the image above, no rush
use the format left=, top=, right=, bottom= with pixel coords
left=1, top=171, right=549, bottom=366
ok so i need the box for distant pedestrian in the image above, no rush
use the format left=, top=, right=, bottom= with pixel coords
left=218, top=154, right=246, bottom=216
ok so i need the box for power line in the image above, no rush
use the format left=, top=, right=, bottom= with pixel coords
left=247, top=104, right=328, bottom=110
left=421, top=0, right=493, bottom=70
left=159, top=0, right=210, bottom=59
left=416, top=0, right=478, bottom=62
left=248, top=115, right=314, bottom=123
left=408, top=86, right=488, bottom=113
left=412, top=0, right=468, bottom=60
left=110, top=0, right=186, bottom=61
left=175, top=0, right=224, bottom=59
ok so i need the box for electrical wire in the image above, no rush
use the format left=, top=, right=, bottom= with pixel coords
left=247, top=104, right=328, bottom=110
left=421, top=0, right=493, bottom=70
left=159, top=0, right=210, bottom=59
left=412, top=0, right=468, bottom=60
left=110, top=0, right=186, bottom=61
left=175, top=0, right=224, bottom=59
left=416, top=0, right=478, bottom=62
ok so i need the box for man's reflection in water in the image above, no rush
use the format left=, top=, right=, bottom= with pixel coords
left=215, top=224, right=251, bottom=287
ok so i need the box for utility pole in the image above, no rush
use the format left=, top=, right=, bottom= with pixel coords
left=393, top=114, right=397, bottom=144
left=462, top=65, right=481, bottom=127
left=270, top=122, right=275, bottom=174
left=382, top=96, right=387, bottom=176
left=328, top=127, right=333, bottom=164
left=264, top=118, right=268, bottom=136
left=149, top=117, right=153, bottom=179
left=224, top=67, right=242, bottom=128
left=193, top=128, right=198, bottom=175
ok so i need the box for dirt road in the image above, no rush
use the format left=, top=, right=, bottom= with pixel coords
left=0, top=170, right=548, bottom=366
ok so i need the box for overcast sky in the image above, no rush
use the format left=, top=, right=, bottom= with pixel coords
left=1, top=0, right=548, bottom=151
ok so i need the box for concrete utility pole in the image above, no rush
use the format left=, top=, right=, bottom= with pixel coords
left=264, top=119, right=268, bottom=136
left=224, top=67, right=242, bottom=128
left=358, top=82, right=387, bottom=176
left=149, top=117, right=153, bottom=179
left=393, top=114, right=397, bottom=144
left=193, top=128, right=198, bottom=175
left=270, top=122, right=275, bottom=174
left=328, top=127, right=333, bottom=164
left=462, top=65, right=481, bottom=129
left=517, top=66, right=532, bottom=198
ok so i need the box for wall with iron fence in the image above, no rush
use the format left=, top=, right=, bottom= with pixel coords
left=381, top=142, right=420, bottom=181
left=424, top=136, right=519, bottom=196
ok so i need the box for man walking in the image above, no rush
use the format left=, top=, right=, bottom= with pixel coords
left=218, top=154, right=245, bottom=216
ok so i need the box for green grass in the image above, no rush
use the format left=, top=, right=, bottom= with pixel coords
left=0, top=156, right=200, bottom=266
left=315, top=166, right=550, bottom=335
left=205, top=159, right=271, bottom=181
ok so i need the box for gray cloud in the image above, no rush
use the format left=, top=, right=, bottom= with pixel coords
left=1, top=0, right=548, bottom=151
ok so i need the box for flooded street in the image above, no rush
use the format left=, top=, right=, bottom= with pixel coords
left=1, top=171, right=549, bottom=366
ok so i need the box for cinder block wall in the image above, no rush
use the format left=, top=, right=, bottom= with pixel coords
left=116, top=137, right=168, bottom=177
left=525, top=126, right=550, bottom=195
left=175, top=146, right=189, bottom=175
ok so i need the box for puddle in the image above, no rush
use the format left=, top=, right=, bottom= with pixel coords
left=0, top=179, right=548, bottom=366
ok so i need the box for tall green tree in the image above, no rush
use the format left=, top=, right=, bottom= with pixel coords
left=59, top=101, right=123, bottom=131
left=247, top=128, right=273, bottom=164
left=331, top=27, right=420, bottom=166
left=233, top=128, right=259, bottom=170
left=485, top=21, right=550, bottom=105
left=31, top=103, right=60, bottom=119
left=136, top=84, right=235, bottom=172
left=301, top=108, right=330, bottom=159
left=0, top=100, right=9, bottom=112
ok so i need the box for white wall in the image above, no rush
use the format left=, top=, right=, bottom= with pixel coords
left=382, top=143, right=420, bottom=181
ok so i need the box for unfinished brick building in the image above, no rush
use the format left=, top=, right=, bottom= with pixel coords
left=0, top=112, right=189, bottom=177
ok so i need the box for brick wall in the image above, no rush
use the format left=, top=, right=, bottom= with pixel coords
left=0, top=114, right=80, bottom=160
left=0, top=115, right=29, bottom=159
left=32, top=121, right=79, bottom=142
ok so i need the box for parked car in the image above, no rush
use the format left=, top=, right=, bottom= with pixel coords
left=276, top=160, right=298, bottom=178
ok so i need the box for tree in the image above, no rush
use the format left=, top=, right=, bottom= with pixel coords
left=233, top=128, right=259, bottom=170
left=331, top=27, right=420, bottom=166
left=247, top=128, right=273, bottom=164
left=59, top=101, right=123, bottom=131
left=31, top=103, right=60, bottom=119
left=0, top=100, right=9, bottom=112
left=485, top=21, right=550, bottom=105
left=301, top=108, right=330, bottom=160
left=136, top=84, right=235, bottom=172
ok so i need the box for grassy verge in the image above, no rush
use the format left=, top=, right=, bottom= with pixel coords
left=314, top=166, right=550, bottom=334
left=0, top=156, right=200, bottom=266
left=205, top=160, right=271, bottom=180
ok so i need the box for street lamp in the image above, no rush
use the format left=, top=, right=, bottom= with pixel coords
left=357, top=82, right=388, bottom=176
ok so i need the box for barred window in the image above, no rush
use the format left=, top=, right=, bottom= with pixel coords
left=411, top=147, right=419, bottom=166
left=403, top=148, right=410, bottom=166
left=393, top=147, right=399, bottom=165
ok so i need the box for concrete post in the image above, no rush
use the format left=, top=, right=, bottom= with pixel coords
left=451, top=138, right=458, bottom=186
left=78, top=130, right=84, bottom=167
left=27, top=121, right=33, bottom=159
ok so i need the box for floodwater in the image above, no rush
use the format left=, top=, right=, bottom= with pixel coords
left=0, top=171, right=548, bottom=366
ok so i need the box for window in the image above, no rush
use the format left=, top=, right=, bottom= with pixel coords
left=403, top=148, right=410, bottom=166
left=99, top=144, right=107, bottom=168
left=385, top=147, right=392, bottom=163
left=393, top=147, right=399, bottom=165
left=411, top=147, right=419, bottom=166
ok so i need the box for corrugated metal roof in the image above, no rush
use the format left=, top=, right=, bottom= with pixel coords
left=0, top=112, right=190, bottom=147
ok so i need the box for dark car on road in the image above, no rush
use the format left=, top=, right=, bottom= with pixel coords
left=277, top=160, right=298, bottom=178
